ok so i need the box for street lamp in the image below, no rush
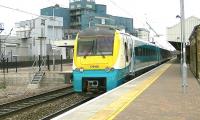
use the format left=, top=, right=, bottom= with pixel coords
left=52, top=5, right=59, bottom=71
left=89, top=16, right=93, bottom=28
left=179, top=0, right=188, bottom=93
left=176, top=15, right=183, bottom=73
left=0, top=23, right=4, bottom=59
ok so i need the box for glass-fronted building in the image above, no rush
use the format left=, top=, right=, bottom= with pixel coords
left=41, top=0, right=134, bottom=34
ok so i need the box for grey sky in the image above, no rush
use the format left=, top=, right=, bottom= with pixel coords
left=0, top=0, right=199, bottom=38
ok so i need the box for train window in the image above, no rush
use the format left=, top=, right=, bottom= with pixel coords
left=77, top=38, right=95, bottom=56
left=144, top=48, right=147, bottom=56
left=129, top=44, right=133, bottom=58
left=125, top=42, right=128, bottom=62
left=141, top=48, right=143, bottom=56
left=149, top=49, right=151, bottom=56
left=153, top=49, right=156, bottom=56
left=148, top=49, right=150, bottom=56
left=135, top=47, right=138, bottom=56
left=138, top=47, right=142, bottom=56
left=77, top=35, right=114, bottom=56
left=146, top=48, right=149, bottom=56
left=96, top=36, right=114, bottom=55
left=142, top=47, right=145, bottom=56
left=145, top=48, right=148, bottom=56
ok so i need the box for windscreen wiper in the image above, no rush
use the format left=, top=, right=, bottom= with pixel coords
left=84, top=43, right=94, bottom=58
left=83, top=50, right=91, bottom=58
left=98, top=50, right=105, bottom=58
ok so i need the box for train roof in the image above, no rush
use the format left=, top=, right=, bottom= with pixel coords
left=79, top=28, right=115, bottom=36
left=79, top=28, right=173, bottom=51
left=131, top=35, right=172, bottom=51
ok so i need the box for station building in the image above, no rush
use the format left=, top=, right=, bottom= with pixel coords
left=167, top=16, right=200, bottom=46
left=167, top=16, right=200, bottom=61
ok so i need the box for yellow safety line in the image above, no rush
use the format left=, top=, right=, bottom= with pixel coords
left=89, top=63, right=171, bottom=120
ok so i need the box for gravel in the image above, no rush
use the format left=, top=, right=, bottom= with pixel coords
left=2, top=93, right=89, bottom=120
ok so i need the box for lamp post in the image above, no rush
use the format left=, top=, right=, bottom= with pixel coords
left=89, top=16, right=93, bottom=28
left=53, top=6, right=55, bottom=70
left=180, top=0, right=188, bottom=93
left=176, top=15, right=183, bottom=76
left=52, top=5, right=57, bottom=71
left=0, top=23, right=4, bottom=59
left=52, top=4, right=60, bottom=71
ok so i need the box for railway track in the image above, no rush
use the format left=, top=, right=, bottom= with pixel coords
left=0, top=86, right=74, bottom=118
left=41, top=94, right=95, bottom=120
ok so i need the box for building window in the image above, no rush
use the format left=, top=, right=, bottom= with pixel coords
left=77, top=4, right=81, bottom=8
left=70, top=5, right=75, bottom=9
left=101, top=19, right=105, bottom=24
left=86, top=4, right=92, bottom=8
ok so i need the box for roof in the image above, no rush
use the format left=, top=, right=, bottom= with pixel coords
left=167, top=16, right=200, bottom=29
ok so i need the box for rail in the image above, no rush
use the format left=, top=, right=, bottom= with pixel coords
left=41, top=95, right=96, bottom=120
left=0, top=87, right=73, bottom=118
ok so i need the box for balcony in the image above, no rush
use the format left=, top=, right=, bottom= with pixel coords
left=70, top=11, right=81, bottom=16
left=70, top=22, right=81, bottom=26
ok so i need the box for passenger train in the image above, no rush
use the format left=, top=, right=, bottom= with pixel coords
left=72, top=28, right=171, bottom=92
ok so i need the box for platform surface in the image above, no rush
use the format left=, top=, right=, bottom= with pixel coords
left=53, top=60, right=200, bottom=120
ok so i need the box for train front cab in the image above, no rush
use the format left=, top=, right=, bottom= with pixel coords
left=73, top=68, right=126, bottom=92
left=72, top=29, right=123, bottom=92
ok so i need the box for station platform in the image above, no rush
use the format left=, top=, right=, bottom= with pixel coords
left=0, top=63, right=72, bottom=104
left=53, top=59, right=200, bottom=120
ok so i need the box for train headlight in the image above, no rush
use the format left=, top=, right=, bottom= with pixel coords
left=80, top=67, right=84, bottom=72
left=105, top=67, right=114, bottom=72
left=75, top=67, right=84, bottom=72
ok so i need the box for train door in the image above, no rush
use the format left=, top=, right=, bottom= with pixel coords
left=124, top=35, right=132, bottom=66
left=123, top=35, right=128, bottom=67
left=157, top=47, right=161, bottom=64
left=129, top=37, right=135, bottom=76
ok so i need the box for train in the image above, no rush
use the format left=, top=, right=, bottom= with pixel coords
left=72, top=28, right=172, bottom=92
left=189, top=24, right=200, bottom=80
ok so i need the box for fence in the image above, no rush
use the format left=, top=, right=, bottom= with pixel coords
left=0, top=55, right=73, bottom=73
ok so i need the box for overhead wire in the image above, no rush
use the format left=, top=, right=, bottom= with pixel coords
left=1, top=0, right=164, bottom=37
left=107, top=0, right=160, bottom=36
left=0, top=4, right=63, bottom=23
left=107, top=0, right=146, bottom=25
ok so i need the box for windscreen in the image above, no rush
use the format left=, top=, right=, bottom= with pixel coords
left=77, top=35, right=114, bottom=56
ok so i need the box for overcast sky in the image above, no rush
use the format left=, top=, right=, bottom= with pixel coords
left=0, top=0, right=199, bottom=38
